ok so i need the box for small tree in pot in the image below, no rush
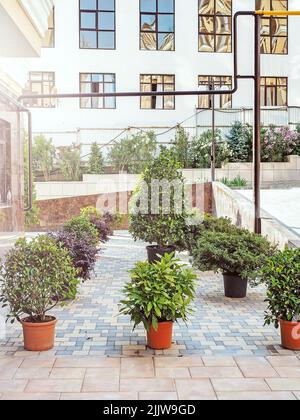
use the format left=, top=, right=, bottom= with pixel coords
left=0, top=236, right=79, bottom=352
left=260, top=247, right=300, bottom=351
left=191, top=228, right=276, bottom=298
left=130, top=149, right=191, bottom=263
left=120, top=253, right=197, bottom=349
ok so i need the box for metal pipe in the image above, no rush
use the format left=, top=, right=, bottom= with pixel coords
left=210, top=82, right=216, bottom=182
left=254, top=13, right=262, bottom=234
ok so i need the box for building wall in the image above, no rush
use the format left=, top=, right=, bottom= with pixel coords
left=26, top=0, right=300, bottom=148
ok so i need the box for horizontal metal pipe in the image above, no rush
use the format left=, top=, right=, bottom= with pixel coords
left=255, top=10, right=300, bottom=16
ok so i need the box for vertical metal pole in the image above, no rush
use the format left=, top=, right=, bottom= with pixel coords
left=211, top=81, right=216, bottom=182
left=254, top=14, right=261, bottom=234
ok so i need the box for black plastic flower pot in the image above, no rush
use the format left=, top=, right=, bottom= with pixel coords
left=223, top=273, right=248, bottom=299
left=146, top=245, right=176, bottom=264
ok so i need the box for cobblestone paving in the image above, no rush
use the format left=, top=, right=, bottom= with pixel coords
left=0, top=232, right=297, bottom=358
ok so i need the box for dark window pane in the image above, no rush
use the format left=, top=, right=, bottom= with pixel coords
left=158, top=0, right=174, bottom=13
left=98, top=0, right=115, bottom=11
left=141, top=0, right=156, bottom=12
left=98, top=12, right=115, bottom=30
left=80, top=31, right=97, bottom=48
left=98, top=31, right=115, bottom=48
left=158, top=14, right=174, bottom=32
left=80, top=0, right=97, bottom=10
left=141, top=14, right=156, bottom=31
left=81, top=12, right=96, bottom=29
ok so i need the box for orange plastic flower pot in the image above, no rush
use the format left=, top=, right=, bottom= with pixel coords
left=147, top=322, right=173, bottom=350
left=21, top=317, right=57, bottom=352
left=280, top=319, right=300, bottom=351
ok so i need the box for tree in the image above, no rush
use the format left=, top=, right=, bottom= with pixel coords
left=32, top=135, right=56, bottom=181
left=87, top=142, right=105, bottom=174
left=171, top=126, right=189, bottom=168
left=58, top=144, right=82, bottom=181
left=188, top=129, right=230, bottom=169
left=24, top=136, right=40, bottom=229
left=109, top=131, right=157, bottom=173
left=226, top=122, right=253, bottom=162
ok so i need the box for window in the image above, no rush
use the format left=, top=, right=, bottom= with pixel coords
left=27, top=72, right=56, bottom=108
left=80, top=73, right=116, bottom=109
left=198, top=0, right=232, bottom=53
left=256, top=1, right=288, bottom=54
left=0, top=120, right=11, bottom=207
left=261, top=77, right=287, bottom=106
left=140, top=0, right=175, bottom=51
left=140, top=74, right=175, bottom=109
left=80, top=0, right=115, bottom=49
left=42, top=7, right=55, bottom=48
left=198, top=75, right=232, bottom=108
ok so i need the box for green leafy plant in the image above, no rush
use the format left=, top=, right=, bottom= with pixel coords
left=188, top=129, right=230, bottom=169
left=191, top=228, right=276, bottom=281
left=129, top=148, right=191, bottom=250
left=120, top=253, right=197, bottom=331
left=219, top=176, right=248, bottom=188
left=109, top=131, right=157, bottom=173
left=260, top=248, right=300, bottom=328
left=171, top=125, right=189, bottom=168
left=63, top=215, right=99, bottom=247
left=57, top=144, right=82, bottom=181
left=0, top=236, right=80, bottom=323
left=32, top=135, right=56, bottom=181
left=24, top=136, right=40, bottom=230
left=87, top=142, right=105, bottom=174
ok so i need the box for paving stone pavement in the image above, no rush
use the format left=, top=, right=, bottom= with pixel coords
left=0, top=231, right=298, bottom=358
left=0, top=355, right=299, bottom=400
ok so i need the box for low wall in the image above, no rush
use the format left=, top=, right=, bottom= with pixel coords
left=33, top=183, right=212, bottom=232
left=212, top=182, right=299, bottom=249
left=35, top=156, right=300, bottom=200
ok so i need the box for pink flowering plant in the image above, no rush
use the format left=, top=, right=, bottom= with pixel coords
left=261, top=126, right=298, bottom=162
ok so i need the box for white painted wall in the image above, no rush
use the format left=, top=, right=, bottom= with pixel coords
left=25, top=0, right=300, bottom=148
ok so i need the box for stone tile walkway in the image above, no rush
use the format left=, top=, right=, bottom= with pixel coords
left=0, top=354, right=299, bottom=400
left=0, top=231, right=297, bottom=358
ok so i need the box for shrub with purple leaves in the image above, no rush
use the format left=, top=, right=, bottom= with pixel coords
left=49, top=231, right=98, bottom=282
left=261, top=125, right=298, bottom=162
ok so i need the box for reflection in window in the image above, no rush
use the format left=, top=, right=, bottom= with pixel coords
left=42, top=7, right=55, bottom=48
left=26, top=72, right=56, bottom=108
left=80, top=0, right=115, bottom=49
left=198, top=76, right=232, bottom=108
left=256, top=1, right=288, bottom=54
left=80, top=73, right=116, bottom=109
left=140, top=0, right=175, bottom=51
left=0, top=120, right=11, bottom=207
left=198, top=0, right=232, bottom=53
left=261, top=77, right=287, bottom=106
left=140, top=74, right=175, bottom=109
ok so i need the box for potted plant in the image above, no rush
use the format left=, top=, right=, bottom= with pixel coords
left=260, top=248, right=300, bottom=351
left=191, top=228, right=276, bottom=298
left=0, top=236, right=79, bottom=352
left=120, top=253, right=197, bottom=349
left=129, top=149, right=190, bottom=263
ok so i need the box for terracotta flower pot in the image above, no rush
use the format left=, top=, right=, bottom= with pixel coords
left=280, top=319, right=300, bottom=351
left=147, top=321, right=173, bottom=350
left=21, top=317, right=57, bottom=352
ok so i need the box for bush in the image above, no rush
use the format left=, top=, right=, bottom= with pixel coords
left=191, top=228, right=276, bottom=281
left=120, top=253, right=197, bottom=331
left=49, top=231, right=98, bottom=282
left=219, top=176, right=247, bottom=188
left=260, top=248, right=300, bottom=328
left=226, top=122, right=253, bottom=163
left=261, top=125, right=298, bottom=162
left=63, top=215, right=99, bottom=246
left=0, top=236, right=79, bottom=323
left=129, top=148, right=191, bottom=250
left=80, top=206, right=117, bottom=242
left=188, top=129, right=230, bottom=169
left=171, top=126, right=189, bottom=168
left=295, top=124, right=300, bottom=156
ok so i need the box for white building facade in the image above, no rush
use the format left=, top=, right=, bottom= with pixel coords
left=24, top=0, right=300, bottom=149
